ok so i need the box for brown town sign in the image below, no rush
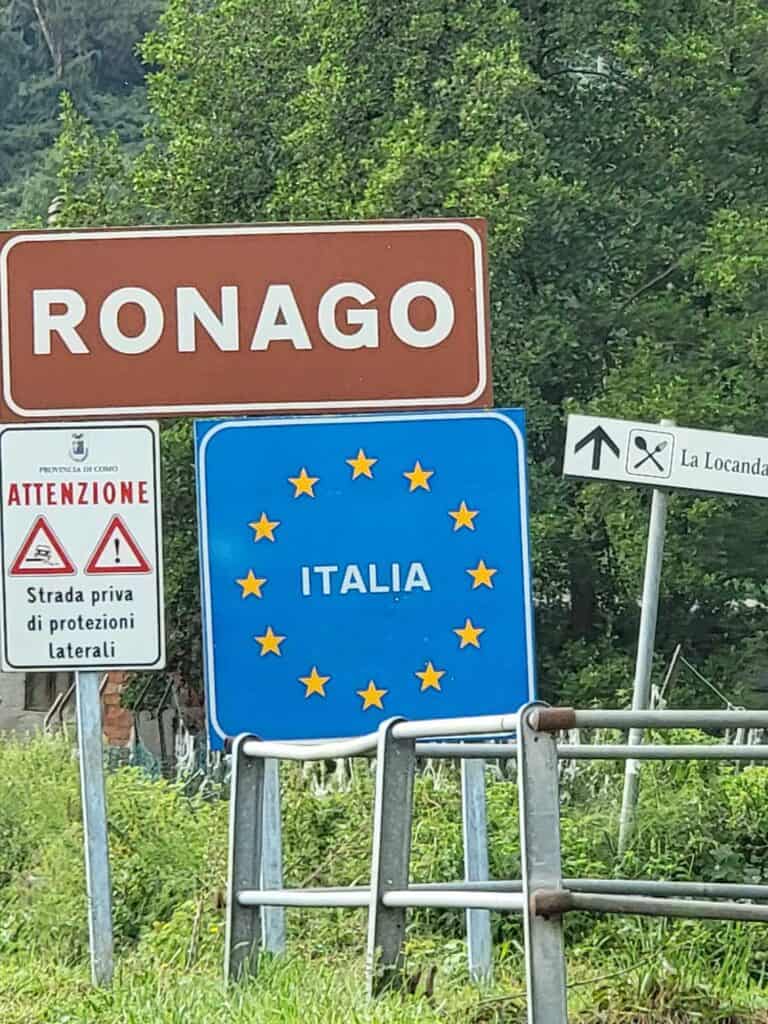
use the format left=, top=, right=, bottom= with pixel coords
left=0, top=220, right=490, bottom=419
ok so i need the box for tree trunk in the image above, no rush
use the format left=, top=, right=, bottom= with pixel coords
left=31, top=0, right=64, bottom=78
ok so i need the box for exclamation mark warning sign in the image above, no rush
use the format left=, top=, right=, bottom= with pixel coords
left=85, top=515, right=151, bottom=575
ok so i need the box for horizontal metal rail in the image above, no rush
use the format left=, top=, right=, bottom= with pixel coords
left=241, top=713, right=520, bottom=761
left=570, top=878, right=768, bottom=899
left=395, top=713, right=518, bottom=740
left=575, top=710, right=768, bottom=730
left=236, top=878, right=768, bottom=909
left=573, top=892, right=768, bottom=925
left=410, top=879, right=768, bottom=901
left=416, top=742, right=512, bottom=758
left=237, top=886, right=524, bottom=912
left=560, top=743, right=768, bottom=760
left=239, top=888, right=370, bottom=908
left=532, top=708, right=768, bottom=732
left=239, top=709, right=768, bottom=762
left=242, top=734, right=377, bottom=761
left=414, top=743, right=768, bottom=761
left=382, top=890, right=524, bottom=912
left=239, top=738, right=768, bottom=763
left=239, top=739, right=512, bottom=761
left=563, top=891, right=768, bottom=923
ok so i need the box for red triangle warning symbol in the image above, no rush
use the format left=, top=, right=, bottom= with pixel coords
left=85, top=515, right=152, bottom=575
left=9, top=516, right=76, bottom=576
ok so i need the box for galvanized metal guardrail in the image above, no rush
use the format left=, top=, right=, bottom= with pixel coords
left=225, top=704, right=768, bottom=1021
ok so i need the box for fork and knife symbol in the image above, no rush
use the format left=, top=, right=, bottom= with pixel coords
left=633, top=435, right=667, bottom=471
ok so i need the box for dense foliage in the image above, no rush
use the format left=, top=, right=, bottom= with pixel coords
left=10, top=0, right=768, bottom=708
left=4, top=737, right=768, bottom=1015
left=1, top=735, right=768, bottom=1020
left=0, top=0, right=161, bottom=226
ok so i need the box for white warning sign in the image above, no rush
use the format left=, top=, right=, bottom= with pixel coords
left=0, top=422, right=165, bottom=671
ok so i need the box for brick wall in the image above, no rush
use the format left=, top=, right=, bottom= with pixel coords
left=101, top=673, right=133, bottom=747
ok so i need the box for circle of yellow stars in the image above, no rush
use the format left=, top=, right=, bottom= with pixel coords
left=233, top=446, right=498, bottom=712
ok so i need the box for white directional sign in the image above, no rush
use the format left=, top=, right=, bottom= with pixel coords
left=564, top=415, right=768, bottom=499
left=0, top=422, right=165, bottom=670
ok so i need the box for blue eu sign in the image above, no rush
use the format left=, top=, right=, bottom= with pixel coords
left=195, top=410, right=534, bottom=745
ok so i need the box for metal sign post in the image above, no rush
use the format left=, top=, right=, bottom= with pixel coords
left=0, top=421, right=165, bottom=986
left=564, top=414, right=722, bottom=852
left=76, top=671, right=114, bottom=987
left=618, top=484, right=669, bottom=853
left=461, top=758, right=492, bottom=982
left=260, top=759, right=286, bottom=954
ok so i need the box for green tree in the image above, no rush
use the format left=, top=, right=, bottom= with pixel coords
left=52, top=0, right=768, bottom=708
left=0, top=0, right=161, bottom=227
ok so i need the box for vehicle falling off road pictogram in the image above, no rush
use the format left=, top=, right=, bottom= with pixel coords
left=9, top=516, right=76, bottom=576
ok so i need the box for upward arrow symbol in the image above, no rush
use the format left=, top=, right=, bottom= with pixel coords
left=574, top=425, right=621, bottom=471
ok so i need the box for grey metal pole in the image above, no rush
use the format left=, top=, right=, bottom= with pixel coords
left=260, top=758, right=286, bottom=954
left=618, top=441, right=672, bottom=854
left=75, top=671, right=114, bottom=987
left=460, top=758, right=492, bottom=983
left=518, top=704, right=568, bottom=1023
left=366, top=718, right=415, bottom=996
left=566, top=891, right=768, bottom=923
left=225, top=735, right=265, bottom=981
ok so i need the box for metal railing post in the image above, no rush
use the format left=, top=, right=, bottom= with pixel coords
left=461, top=757, right=492, bottom=983
left=518, top=704, right=569, bottom=1023
left=261, top=758, right=286, bottom=954
left=225, top=735, right=266, bottom=981
left=619, top=443, right=672, bottom=854
left=366, top=718, right=416, bottom=996
left=221, top=706, right=768, bottom=999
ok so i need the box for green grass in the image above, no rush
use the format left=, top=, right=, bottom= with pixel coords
left=0, top=955, right=517, bottom=1024
left=1, top=732, right=768, bottom=1021
left=3, top=943, right=768, bottom=1024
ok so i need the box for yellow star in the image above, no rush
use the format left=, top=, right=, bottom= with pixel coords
left=357, top=680, right=388, bottom=710
left=466, top=559, right=497, bottom=589
left=449, top=501, right=479, bottom=531
left=299, top=666, right=330, bottom=698
left=249, top=512, right=280, bottom=542
left=404, top=460, right=434, bottom=492
left=454, top=618, right=485, bottom=649
left=254, top=626, right=286, bottom=656
left=415, top=661, right=445, bottom=692
left=288, top=467, right=319, bottom=498
left=235, top=570, right=267, bottom=599
left=346, top=448, right=378, bottom=479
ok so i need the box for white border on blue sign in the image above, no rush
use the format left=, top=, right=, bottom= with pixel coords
left=197, top=410, right=535, bottom=744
